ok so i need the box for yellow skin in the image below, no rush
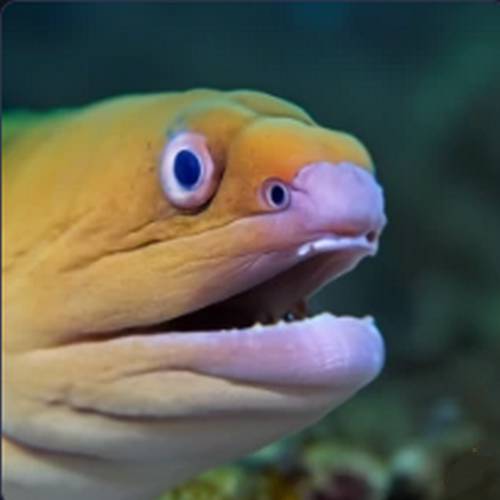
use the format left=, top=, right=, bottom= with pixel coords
left=2, top=90, right=386, bottom=500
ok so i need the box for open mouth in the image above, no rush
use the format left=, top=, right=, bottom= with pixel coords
left=99, top=232, right=380, bottom=341
left=63, top=162, right=386, bottom=390
left=168, top=235, right=378, bottom=331
left=61, top=232, right=384, bottom=394
left=72, top=161, right=386, bottom=351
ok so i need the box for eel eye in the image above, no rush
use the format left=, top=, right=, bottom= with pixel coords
left=160, top=132, right=217, bottom=209
left=174, top=150, right=202, bottom=189
left=262, top=179, right=291, bottom=210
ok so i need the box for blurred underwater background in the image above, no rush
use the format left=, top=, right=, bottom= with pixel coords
left=3, top=2, right=500, bottom=499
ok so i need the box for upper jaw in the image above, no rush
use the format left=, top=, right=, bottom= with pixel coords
left=211, top=158, right=387, bottom=329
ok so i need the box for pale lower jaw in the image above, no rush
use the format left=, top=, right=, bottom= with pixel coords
left=150, top=313, right=385, bottom=390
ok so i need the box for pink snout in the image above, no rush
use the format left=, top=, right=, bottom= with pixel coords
left=292, top=162, right=387, bottom=240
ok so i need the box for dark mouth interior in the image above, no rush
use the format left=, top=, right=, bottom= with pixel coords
left=74, top=248, right=366, bottom=345
left=119, top=250, right=360, bottom=337
left=159, top=296, right=309, bottom=333
left=120, top=267, right=314, bottom=338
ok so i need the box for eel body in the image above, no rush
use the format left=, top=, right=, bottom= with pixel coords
left=2, top=89, right=386, bottom=500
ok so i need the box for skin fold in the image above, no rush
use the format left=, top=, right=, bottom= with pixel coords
left=2, top=89, right=387, bottom=500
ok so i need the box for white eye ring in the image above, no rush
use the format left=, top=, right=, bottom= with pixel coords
left=160, top=132, right=217, bottom=209
left=261, top=178, right=291, bottom=210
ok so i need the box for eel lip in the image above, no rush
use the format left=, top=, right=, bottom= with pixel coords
left=144, top=312, right=385, bottom=390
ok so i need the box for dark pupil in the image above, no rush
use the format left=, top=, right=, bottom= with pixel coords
left=270, top=184, right=286, bottom=206
left=174, top=150, right=202, bottom=189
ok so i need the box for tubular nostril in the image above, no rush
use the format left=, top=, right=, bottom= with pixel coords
left=261, top=178, right=291, bottom=210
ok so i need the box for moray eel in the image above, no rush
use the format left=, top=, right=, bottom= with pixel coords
left=2, top=89, right=387, bottom=500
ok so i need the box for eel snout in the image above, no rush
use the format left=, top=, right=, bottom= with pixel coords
left=290, top=161, right=386, bottom=247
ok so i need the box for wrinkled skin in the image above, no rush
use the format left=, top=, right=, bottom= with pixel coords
left=2, top=90, right=387, bottom=500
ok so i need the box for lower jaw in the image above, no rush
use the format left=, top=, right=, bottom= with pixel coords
left=145, top=312, right=385, bottom=389
left=2, top=314, right=384, bottom=468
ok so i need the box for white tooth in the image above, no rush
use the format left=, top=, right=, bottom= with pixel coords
left=297, top=243, right=312, bottom=257
left=298, top=235, right=373, bottom=258
left=311, top=238, right=336, bottom=252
